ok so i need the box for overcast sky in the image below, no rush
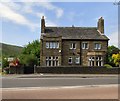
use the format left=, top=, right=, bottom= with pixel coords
left=1, top=1, right=118, bottom=47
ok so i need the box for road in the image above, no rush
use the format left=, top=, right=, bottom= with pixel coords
left=2, top=76, right=118, bottom=88
left=1, top=75, right=118, bottom=99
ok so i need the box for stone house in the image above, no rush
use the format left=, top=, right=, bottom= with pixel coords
left=40, top=16, right=109, bottom=67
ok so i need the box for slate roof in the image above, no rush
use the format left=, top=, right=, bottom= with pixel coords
left=41, top=27, right=109, bottom=40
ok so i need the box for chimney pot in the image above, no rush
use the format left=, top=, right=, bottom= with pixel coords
left=42, top=16, right=44, bottom=19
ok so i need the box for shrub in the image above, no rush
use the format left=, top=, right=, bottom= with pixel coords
left=104, top=64, right=112, bottom=68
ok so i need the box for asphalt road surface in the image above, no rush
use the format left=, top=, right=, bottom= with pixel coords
left=2, top=76, right=118, bottom=88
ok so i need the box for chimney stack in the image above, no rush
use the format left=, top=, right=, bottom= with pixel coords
left=97, top=17, right=104, bottom=34
left=41, top=16, right=45, bottom=33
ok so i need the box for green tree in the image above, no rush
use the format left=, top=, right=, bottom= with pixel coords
left=112, top=53, right=120, bottom=67
left=107, top=45, right=120, bottom=66
left=22, top=40, right=40, bottom=58
left=2, top=57, right=9, bottom=69
left=19, top=54, right=38, bottom=66
left=20, top=40, right=40, bottom=66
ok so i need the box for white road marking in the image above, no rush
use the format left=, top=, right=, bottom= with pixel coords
left=2, top=84, right=118, bottom=91
left=2, top=77, right=118, bottom=80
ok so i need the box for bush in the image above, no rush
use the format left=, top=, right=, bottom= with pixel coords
left=19, top=54, right=38, bottom=66
left=104, top=64, right=112, bottom=68
left=2, top=57, right=9, bottom=69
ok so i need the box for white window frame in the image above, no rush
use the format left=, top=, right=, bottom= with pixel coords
left=96, top=56, right=103, bottom=66
left=88, top=57, right=95, bottom=66
left=52, top=42, right=56, bottom=49
left=70, top=43, right=76, bottom=49
left=50, top=42, right=53, bottom=49
left=82, top=42, right=88, bottom=49
left=75, top=57, right=80, bottom=64
left=94, top=43, right=101, bottom=50
left=46, top=56, right=59, bottom=66
left=73, top=43, right=76, bottom=49
left=68, top=57, right=72, bottom=64
left=56, top=57, right=59, bottom=66
left=46, top=42, right=59, bottom=49
left=46, top=42, right=49, bottom=48
left=56, top=42, right=59, bottom=49
left=46, top=57, right=49, bottom=66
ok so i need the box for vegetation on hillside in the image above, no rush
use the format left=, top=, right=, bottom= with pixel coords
left=1, top=43, right=23, bottom=69
left=1, top=43, right=23, bottom=57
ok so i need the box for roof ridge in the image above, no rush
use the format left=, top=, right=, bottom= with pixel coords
left=46, top=27, right=97, bottom=29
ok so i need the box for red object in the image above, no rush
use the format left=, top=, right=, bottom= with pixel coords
left=9, top=58, right=20, bottom=67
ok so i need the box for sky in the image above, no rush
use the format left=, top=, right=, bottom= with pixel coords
left=1, top=1, right=118, bottom=47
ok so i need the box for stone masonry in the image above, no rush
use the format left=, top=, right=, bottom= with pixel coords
left=40, top=16, right=109, bottom=67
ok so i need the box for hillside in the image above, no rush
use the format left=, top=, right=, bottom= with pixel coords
left=0, top=43, right=23, bottom=57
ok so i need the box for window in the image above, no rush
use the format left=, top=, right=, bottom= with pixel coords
left=46, top=57, right=49, bottom=66
left=68, top=57, right=72, bottom=64
left=82, top=42, right=88, bottom=49
left=56, top=42, right=59, bottom=49
left=96, top=56, right=103, bottom=66
left=88, top=57, right=95, bottom=66
left=52, top=42, right=56, bottom=49
left=88, top=56, right=103, bottom=66
left=50, top=42, right=53, bottom=49
left=75, top=57, right=80, bottom=64
left=46, top=42, right=59, bottom=49
left=46, top=42, right=49, bottom=48
left=94, top=43, right=101, bottom=50
left=56, top=57, right=59, bottom=66
left=46, top=56, right=59, bottom=66
left=70, top=43, right=76, bottom=49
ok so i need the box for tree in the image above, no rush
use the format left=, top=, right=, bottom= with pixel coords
left=2, top=57, right=9, bottom=69
left=20, top=40, right=40, bottom=66
left=107, top=45, right=120, bottom=66
left=112, top=53, right=120, bottom=67
left=19, top=54, right=38, bottom=66
left=22, top=40, right=40, bottom=59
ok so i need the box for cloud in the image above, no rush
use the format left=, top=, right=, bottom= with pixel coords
left=68, top=12, right=76, bottom=22
left=0, top=3, right=37, bottom=31
left=15, top=1, right=64, bottom=18
left=45, top=20, right=58, bottom=26
left=56, top=8, right=63, bottom=18
left=34, top=2, right=64, bottom=18
left=21, top=3, right=33, bottom=13
left=1, top=1, right=60, bottom=31
left=108, top=32, right=118, bottom=47
left=1, top=2, right=21, bottom=11
left=36, top=12, right=46, bottom=18
left=36, top=13, right=58, bottom=26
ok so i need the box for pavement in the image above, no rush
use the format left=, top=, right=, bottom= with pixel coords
left=2, top=84, right=118, bottom=99
left=2, top=73, right=119, bottom=78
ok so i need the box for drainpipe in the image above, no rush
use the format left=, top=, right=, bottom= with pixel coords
left=80, top=41, right=82, bottom=66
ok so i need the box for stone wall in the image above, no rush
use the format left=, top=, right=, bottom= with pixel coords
left=36, top=66, right=119, bottom=74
